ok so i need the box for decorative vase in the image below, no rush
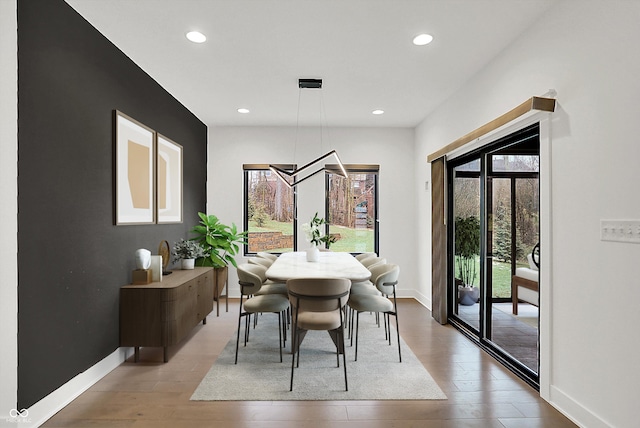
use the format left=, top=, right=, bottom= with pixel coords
left=306, top=245, right=320, bottom=262
left=181, top=258, right=195, bottom=270
left=134, top=248, right=151, bottom=270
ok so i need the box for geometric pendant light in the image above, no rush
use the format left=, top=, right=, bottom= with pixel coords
left=269, top=78, right=348, bottom=188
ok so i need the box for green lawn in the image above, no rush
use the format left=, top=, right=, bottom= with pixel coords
left=455, top=256, right=526, bottom=298
left=248, top=219, right=294, bottom=235
left=248, top=221, right=374, bottom=253
left=328, top=225, right=374, bottom=253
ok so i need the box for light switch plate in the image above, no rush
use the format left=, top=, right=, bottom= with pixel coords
left=601, top=220, right=640, bottom=244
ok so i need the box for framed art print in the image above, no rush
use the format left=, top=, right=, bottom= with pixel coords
left=156, top=133, right=183, bottom=223
left=114, top=111, right=155, bottom=225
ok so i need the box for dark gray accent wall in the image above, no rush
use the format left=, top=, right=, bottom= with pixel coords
left=17, top=0, right=207, bottom=407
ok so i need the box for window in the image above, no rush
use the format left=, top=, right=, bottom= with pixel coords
left=325, top=165, right=379, bottom=254
left=243, top=165, right=296, bottom=255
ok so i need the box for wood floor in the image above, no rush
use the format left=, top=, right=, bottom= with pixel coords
left=42, top=299, right=576, bottom=427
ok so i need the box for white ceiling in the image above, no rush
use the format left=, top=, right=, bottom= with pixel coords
left=65, top=0, right=559, bottom=128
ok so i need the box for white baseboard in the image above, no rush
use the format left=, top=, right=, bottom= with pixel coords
left=410, top=290, right=432, bottom=311
left=548, top=384, right=612, bottom=428
left=21, top=347, right=133, bottom=428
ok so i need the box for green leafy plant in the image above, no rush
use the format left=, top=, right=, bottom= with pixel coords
left=172, top=239, right=207, bottom=263
left=301, top=212, right=338, bottom=248
left=191, top=212, right=248, bottom=268
left=454, top=215, right=481, bottom=286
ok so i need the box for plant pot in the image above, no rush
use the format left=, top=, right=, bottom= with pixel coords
left=213, top=266, right=228, bottom=300
left=458, top=286, right=479, bottom=306
left=181, top=258, right=195, bottom=270
left=306, top=245, right=320, bottom=262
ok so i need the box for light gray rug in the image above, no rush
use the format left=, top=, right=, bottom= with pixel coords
left=191, top=313, right=447, bottom=401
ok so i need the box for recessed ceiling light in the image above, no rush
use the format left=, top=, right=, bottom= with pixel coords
left=186, top=31, right=206, bottom=43
left=237, top=108, right=250, bottom=114
left=413, top=33, right=433, bottom=46
left=372, top=109, right=385, bottom=115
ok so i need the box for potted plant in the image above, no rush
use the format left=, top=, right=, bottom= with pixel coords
left=172, top=239, right=207, bottom=270
left=454, top=215, right=481, bottom=305
left=190, top=212, right=248, bottom=298
left=301, top=212, right=337, bottom=261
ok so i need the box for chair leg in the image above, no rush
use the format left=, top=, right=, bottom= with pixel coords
left=349, top=308, right=356, bottom=346
left=235, top=297, right=244, bottom=364
left=392, top=291, right=401, bottom=362
left=281, top=310, right=287, bottom=347
left=244, top=313, right=251, bottom=346
left=355, top=311, right=360, bottom=362
left=340, top=311, right=348, bottom=391
left=290, top=305, right=299, bottom=391
left=395, top=312, right=402, bottom=362
left=278, top=312, right=283, bottom=363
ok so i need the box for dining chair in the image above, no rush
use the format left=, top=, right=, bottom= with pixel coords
left=235, top=264, right=290, bottom=364
left=355, top=252, right=376, bottom=262
left=346, top=257, right=386, bottom=334
left=359, top=255, right=386, bottom=268
left=347, top=263, right=401, bottom=362
left=287, top=277, right=351, bottom=391
left=243, top=263, right=288, bottom=296
left=257, top=251, right=278, bottom=262
left=248, top=256, right=273, bottom=268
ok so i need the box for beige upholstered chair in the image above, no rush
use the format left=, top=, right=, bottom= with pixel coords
left=287, top=277, right=351, bottom=391
left=359, top=255, right=385, bottom=268
left=248, top=256, right=273, bottom=268
left=257, top=251, right=278, bottom=262
left=242, top=263, right=288, bottom=296
left=347, top=263, right=401, bottom=362
left=346, top=257, right=386, bottom=333
left=355, top=252, right=376, bottom=262
left=235, top=264, right=290, bottom=364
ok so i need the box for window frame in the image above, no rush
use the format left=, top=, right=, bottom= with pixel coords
left=243, top=164, right=297, bottom=256
left=324, top=164, right=379, bottom=255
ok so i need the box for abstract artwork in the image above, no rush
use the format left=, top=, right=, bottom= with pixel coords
left=156, top=133, right=183, bottom=223
left=115, top=111, right=155, bottom=225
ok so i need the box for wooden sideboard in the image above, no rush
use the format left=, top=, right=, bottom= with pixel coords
left=120, top=267, right=214, bottom=362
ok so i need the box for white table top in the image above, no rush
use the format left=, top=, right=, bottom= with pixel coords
left=265, top=251, right=371, bottom=282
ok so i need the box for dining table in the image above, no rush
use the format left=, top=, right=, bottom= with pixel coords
left=265, top=251, right=371, bottom=353
left=265, top=251, right=372, bottom=283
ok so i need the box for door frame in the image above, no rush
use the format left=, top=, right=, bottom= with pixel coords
left=444, top=111, right=553, bottom=394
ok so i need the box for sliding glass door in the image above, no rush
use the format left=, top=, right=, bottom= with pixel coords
left=451, top=158, right=481, bottom=330
left=448, top=123, right=540, bottom=387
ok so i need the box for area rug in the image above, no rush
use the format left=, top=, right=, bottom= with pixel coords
left=191, top=313, right=447, bottom=401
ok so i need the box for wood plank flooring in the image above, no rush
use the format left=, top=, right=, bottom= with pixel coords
left=42, top=299, right=576, bottom=427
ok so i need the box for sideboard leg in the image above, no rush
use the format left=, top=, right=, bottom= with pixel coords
left=163, top=347, right=169, bottom=363
left=134, top=347, right=139, bottom=363
left=215, top=282, right=220, bottom=317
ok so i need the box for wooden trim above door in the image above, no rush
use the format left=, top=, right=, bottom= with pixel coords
left=426, top=96, right=555, bottom=163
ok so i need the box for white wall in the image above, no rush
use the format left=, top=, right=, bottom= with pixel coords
left=207, top=126, right=418, bottom=301
left=415, top=1, right=640, bottom=427
left=0, top=0, right=18, bottom=417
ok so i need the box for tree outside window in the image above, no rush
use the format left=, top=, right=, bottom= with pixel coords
left=326, top=167, right=378, bottom=254
left=243, top=166, right=295, bottom=254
